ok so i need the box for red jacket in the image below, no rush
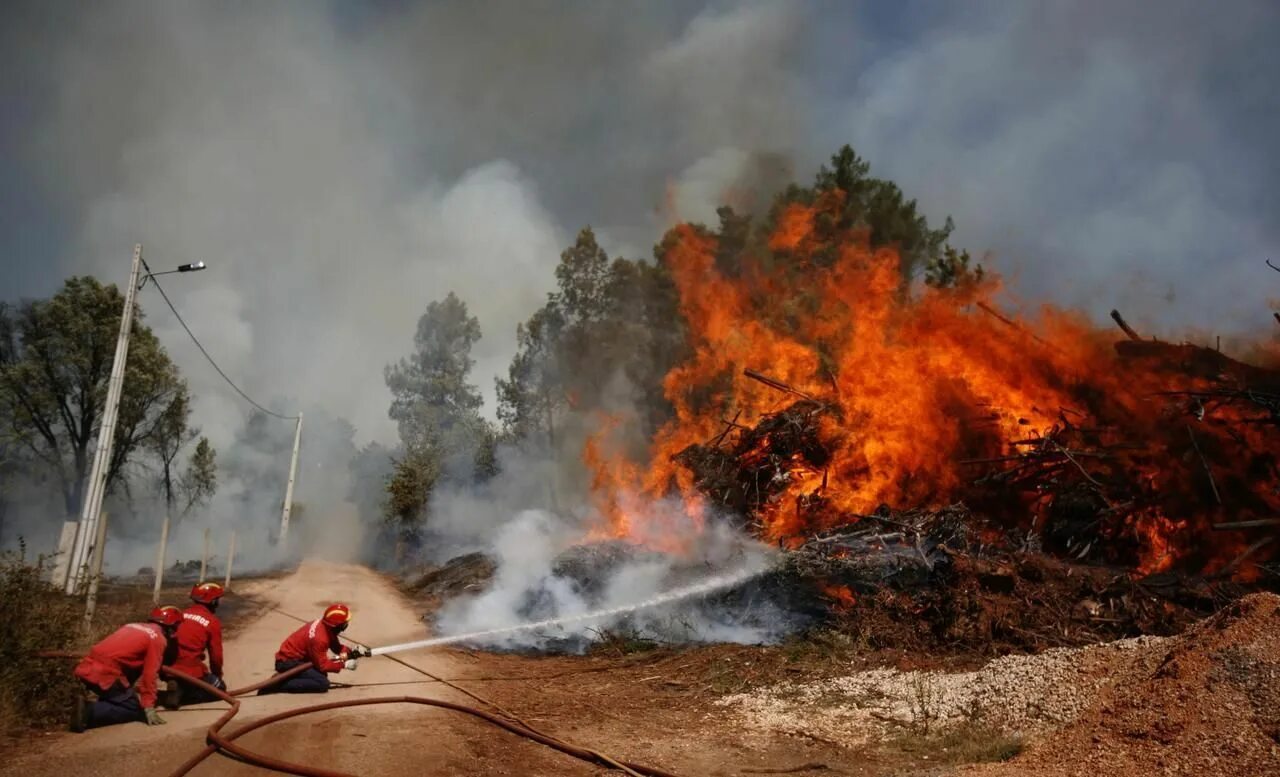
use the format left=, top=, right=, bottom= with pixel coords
left=169, top=603, right=223, bottom=679
left=74, top=622, right=167, bottom=708
left=275, top=619, right=349, bottom=673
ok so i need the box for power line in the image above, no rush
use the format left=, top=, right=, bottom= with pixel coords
left=141, top=262, right=299, bottom=421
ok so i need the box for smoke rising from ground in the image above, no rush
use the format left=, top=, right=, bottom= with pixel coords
left=432, top=506, right=785, bottom=651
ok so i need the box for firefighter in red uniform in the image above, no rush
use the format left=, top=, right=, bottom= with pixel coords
left=70, top=606, right=182, bottom=731
left=162, top=581, right=227, bottom=707
left=262, top=603, right=368, bottom=694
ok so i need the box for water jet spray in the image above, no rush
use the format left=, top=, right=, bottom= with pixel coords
left=369, top=564, right=769, bottom=656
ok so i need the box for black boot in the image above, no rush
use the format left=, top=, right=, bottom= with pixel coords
left=69, top=691, right=89, bottom=733
left=160, top=681, right=183, bottom=711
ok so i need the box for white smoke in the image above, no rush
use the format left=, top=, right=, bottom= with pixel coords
left=429, top=499, right=786, bottom=652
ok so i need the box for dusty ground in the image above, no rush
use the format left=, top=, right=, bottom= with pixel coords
left=2, top=562, right=583, bottom=776
left=5, top=563, right=1277, bottom=776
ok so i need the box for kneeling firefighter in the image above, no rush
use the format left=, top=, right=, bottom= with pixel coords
left=161, top=581, right=227, bottom=708
left=262, top=603, right=369, bottom=694
left=70, top=606, right=183, bottom=731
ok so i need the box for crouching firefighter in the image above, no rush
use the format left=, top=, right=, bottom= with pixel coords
left=161, top=581, right=227, bottom=708
left=261, top=603, right=369, bottom=694
left=70, top=606, right=183, bottom=731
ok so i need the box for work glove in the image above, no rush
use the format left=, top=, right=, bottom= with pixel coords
left=351, top=646, right=372, bottom=660
left=144, top=707, right=166, bottom=726
left=343, top=658, right=358, bottom=671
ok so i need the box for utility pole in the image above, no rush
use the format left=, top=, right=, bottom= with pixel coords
left=199, top=526, right=211, bottom=583
left=65, top=244, right=143, bottom=594
left=152, top=511, right=171, bottom=605
left=224, top=530, right=236, bottom=590
left=278, top=412, right=303, bottom=545
left=83, top=512, right=109, bottom=630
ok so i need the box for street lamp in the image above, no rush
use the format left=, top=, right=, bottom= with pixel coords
left=63, top=244, right=210, bottom=594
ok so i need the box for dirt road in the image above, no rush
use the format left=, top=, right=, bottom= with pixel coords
left=3, top=561, right=593, bottom=776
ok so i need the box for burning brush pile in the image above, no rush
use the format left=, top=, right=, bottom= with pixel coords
left=584, top=196, right=1280, bottom=653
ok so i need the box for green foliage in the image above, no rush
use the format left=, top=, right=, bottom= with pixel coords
left=0, top=547, right=82, bottom=737
left=178, top=437, right=217, bottom=516
left=386, top=291, right=483, bottom=442
left=496, top=304, right=567, bottom=445
left=496, top=227, right=686, bottom=444
left=385, top=446, right=440, bottom=532
left=0, top=277, right=189, bottom=518
left=925, top=245, right=985, bottom=289
left=383, top=293, right=494, bottom=535
left=147, top=388, right=215, bottom=521
left=774, top=144, right=955, bottom=280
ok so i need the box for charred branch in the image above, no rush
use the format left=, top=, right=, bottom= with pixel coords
left=976, top=301, right=1060, bottom=352
left=1212, top=519, right=1280, bottom=531
left=1186, top=425, right=1221, bottom=505
left=1109, top=309, right=1144, bottom=342
left=743, top=368, right=819, bottom=402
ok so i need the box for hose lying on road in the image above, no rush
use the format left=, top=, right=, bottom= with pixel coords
left=39, top=651, right=679, bottom=777
left=161, top=667, right=679, bottom=777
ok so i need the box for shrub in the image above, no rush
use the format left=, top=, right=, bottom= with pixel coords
left=0, top=546, right=84, bottom=737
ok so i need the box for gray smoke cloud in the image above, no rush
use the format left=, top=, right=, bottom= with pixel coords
left=1, top=2, right=1277, bottom=583
left=818, top=1, right=1280, bottom=334
left=0, top=1, right=806, bottom=565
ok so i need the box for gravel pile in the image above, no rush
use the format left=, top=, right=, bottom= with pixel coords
left=964, top=592, right=1280, bottom=777
left=717, top=635, right=1168, bottom=746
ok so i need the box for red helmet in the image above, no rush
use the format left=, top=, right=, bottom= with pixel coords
left=322, top=603, right=351, bottom=628
left=149, top=605, right=183, bottom=628
left=190, top=581, right=225, bottom=604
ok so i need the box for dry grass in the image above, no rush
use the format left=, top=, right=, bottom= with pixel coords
left=889, top=720, right=1025, bottom=765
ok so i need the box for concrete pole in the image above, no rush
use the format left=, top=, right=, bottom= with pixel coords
left=83, top=512, right=109, bottom=630
left=151, top=513, right=171, bottom=605
left=48, top=521, right=78, bottom=587
left=278, top=412, right=303, bottom=545
left=66, top=245, right=143, bottom=594
left=224, top=530, right=236, bottom=590
left=199, top=526, right=211, bottom=583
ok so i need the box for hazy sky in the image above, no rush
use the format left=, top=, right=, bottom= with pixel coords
left=2, top=0, right=1277, bottom=447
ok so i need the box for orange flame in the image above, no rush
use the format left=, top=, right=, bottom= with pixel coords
left=820, top=583, right=857, bottom=609
left=584, top=197, right=1280, bottom=577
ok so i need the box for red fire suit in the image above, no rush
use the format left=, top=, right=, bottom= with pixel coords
left=275, top=619, right=350, bottom=674
left=74, top=622, right=166, bottom=708
left=171, top=603, right=224, bottom=679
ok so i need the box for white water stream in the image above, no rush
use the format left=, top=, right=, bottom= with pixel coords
left=369, top=565, right=767, bottom=656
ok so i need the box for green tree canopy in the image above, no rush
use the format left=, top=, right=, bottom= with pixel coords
left=0, top=277, right=190, bottom=517
left=496, top=227, right=685, bottom=446
left=148, top=387, right=217, bottom=520
left=384, top=292, right=493, bottom=535
left=386, top=291, right=483, bottom=444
